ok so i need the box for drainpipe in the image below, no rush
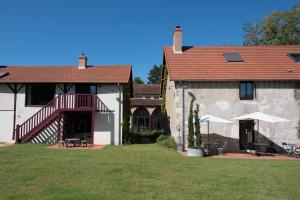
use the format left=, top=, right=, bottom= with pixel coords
left=118, top=83, right=122, bottom=145
left=6, top=83, right=23, bottom=142
left=12, top=84, right=17, bottom=141
left=181, top=81, right=186, bottom=151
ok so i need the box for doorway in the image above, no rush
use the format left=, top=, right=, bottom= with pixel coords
left=132, top=107, right=149, bottom=132
left=63, top=112, right=93, bottom=143
left=239, top=120, right=255, bottom=150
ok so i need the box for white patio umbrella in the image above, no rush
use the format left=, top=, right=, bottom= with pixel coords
left=200, top=114, right=233, bottom=145
left=232, top=112, right=289, bottom=141
left=232, top=112, right=289, bottom=123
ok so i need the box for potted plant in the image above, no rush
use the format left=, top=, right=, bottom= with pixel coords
left=176, top=134, right=184, bottom=152
left=187, top=103, right=205, bottom=157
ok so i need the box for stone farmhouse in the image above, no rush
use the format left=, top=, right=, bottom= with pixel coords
left=162, top=26, right=300, bottom=151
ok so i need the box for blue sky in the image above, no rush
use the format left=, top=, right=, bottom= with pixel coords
left=0, top=0, right=298, bottom=81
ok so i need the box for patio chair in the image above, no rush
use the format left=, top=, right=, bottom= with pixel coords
left=217, top=141, right=227, bottom=155
left=202, top=144, right=210, bottom=156
left=58, top=140, right=66, bottom=148
left=294, top=148, right=300, bottom=158
left=81, top=139, right=88, bottom=147
left=80, top=133, right=89, bottom=147
left=282, top=142, right=294, bottom=157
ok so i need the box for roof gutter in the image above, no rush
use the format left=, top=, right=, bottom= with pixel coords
left=180, top=81, right=186, bottom=151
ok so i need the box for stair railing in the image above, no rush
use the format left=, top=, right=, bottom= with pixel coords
left=15, top=95, right=60, bottom=142
left=15, top=94, right=113, bottom=143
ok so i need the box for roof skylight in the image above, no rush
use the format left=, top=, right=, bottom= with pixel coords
left=288, top=53, right=300, bottom=62
left=224, top=53, right=244, bottom=62
left=0, top=71, right=8, bottom=78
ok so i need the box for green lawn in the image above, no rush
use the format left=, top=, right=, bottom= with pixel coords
left=0, top=144, right=299, bottom=200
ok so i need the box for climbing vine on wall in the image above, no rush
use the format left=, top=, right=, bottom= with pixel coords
left=188, top=96, right=196, bottom=148
left=161, top=65, right=168, bottom=114
left=122, top=83, right=131, bottom=142
left=194, top=104, right=202, bottom=149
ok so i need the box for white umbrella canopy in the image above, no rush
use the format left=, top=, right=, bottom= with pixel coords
left=232, top=112, right=289, bottom=123
left=233, top=112, right=289, bottom=145
left=200, top=114, right=233, bottom=124
left=199, top=114, right=233, bottom=145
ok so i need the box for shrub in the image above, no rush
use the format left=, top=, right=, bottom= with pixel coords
left=156, top=135, right=168, bottom=143
left=124, top=130, right=167, bottom=144
left=156, top=135, right=176, bottom=149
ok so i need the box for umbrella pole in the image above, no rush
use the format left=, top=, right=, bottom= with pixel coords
left=256, top=119, right=259, bottom=142
left=207, top=122, right=210, bottom=145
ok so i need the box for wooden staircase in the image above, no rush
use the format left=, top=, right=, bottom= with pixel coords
left=14, top=94, right=112, bottom=143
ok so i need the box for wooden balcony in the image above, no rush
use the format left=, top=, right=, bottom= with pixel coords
left=14, top=94, right=112, bottom=143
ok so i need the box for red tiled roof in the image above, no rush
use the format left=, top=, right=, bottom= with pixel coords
left=133, top=84, right=160, bottom=96
left=130, top=98, right=160, bottom=106
left=163, top=45, right=300, bottom=81
left=0, top=65, right=132, bottom=83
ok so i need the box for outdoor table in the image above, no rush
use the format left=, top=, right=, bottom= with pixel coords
left=65, top=138, right=81, bottom=147
left=204, top=143, right=219, bottom=155
left=254, top=143, right=269, bottom=155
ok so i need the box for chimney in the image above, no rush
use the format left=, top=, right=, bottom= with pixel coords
left=78, top=53, right=88, bottom=69
left=173, top=26, right=182, bottom=54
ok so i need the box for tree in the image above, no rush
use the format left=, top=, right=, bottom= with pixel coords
left=264, top=4, right=300, bottom=45
left=133, top=76, right=145, bottom=84
left=188, top=96, right=196, bottom=148
left=243, top=21, right=265, bottom=46
left=194, top=104, right=202, bottom=149
left=243, top=3, right=300, bottom=45
left=147, top=64, right=162, bottom=84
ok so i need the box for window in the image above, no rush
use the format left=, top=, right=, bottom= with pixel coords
left=132, top=107, right=149, bottom=132
left=75, top=84, right=97, bottom=94
left=151, top=108, right=164, bottom=130
left=26, top=84, right=56, bottom=106
left=224, top=53, right=244, bottom=62
left=239, top=81, right=254, bottom=100
left=288, top=53, right=300, bottom=62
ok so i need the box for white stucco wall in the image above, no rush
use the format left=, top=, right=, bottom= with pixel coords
left=0, top=84, right=18, bottom=143
left=0, top=83, right=124, bottom=145
left=16, top=86, right=42, bottom=125
left=94, top=84, right=123, bottom=145
left=0, top=84, right=61, bottom=143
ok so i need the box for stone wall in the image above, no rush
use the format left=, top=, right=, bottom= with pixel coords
left=166, top=80, right=300, bottom=152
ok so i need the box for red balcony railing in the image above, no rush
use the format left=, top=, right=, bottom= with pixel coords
left=15, top=94, right=112, bottom=143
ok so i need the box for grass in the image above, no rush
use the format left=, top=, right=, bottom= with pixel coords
left=0, top=144, right=299, bottom=200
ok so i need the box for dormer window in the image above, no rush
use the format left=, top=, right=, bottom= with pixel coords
left=224, top=53, right=244, bottom=62
left=288, top=53, right=300, bottom=62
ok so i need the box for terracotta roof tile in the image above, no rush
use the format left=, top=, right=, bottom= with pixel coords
left=163, top=45, right=300, bottom=81
left=133, top=84, right=160, bottom=96
left=0, top=65, right=132, bottom=83
left=130, top=98, right=160, bottom=106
